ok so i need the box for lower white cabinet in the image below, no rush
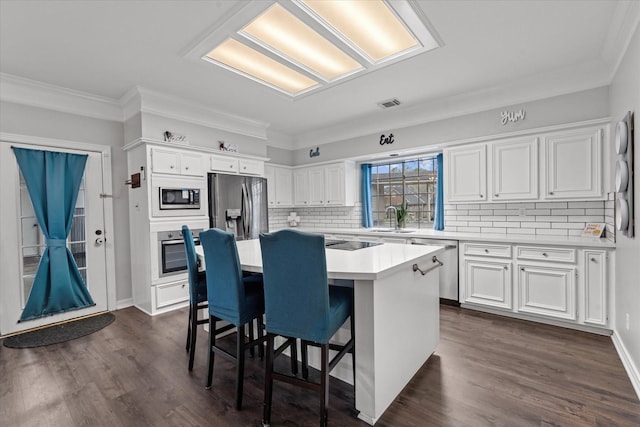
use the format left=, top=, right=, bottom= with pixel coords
left=517, top=264, right=576, bottom=320
left=460, top=241, right=610, bottom=331
left=464, top=259, right=512, bottom=309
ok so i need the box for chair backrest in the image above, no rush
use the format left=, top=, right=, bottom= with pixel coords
left=182, top=225, right=201, bottom=303
left=199, top=228, right=246, bottom=326
left=259, top=229, right=330, bottom=343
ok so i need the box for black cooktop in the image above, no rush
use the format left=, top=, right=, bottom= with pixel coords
left=325, top=239, right=381, bottom=251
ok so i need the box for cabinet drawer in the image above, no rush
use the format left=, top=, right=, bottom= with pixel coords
left=211, top=155, right=239, bottom=173
left=516, top=246, right=576, bottom=263
left=156, top=281, right=190, bottom=309
left=464, top=243, right=512, bottom=258
left=238, top=159, right=264, bottom=176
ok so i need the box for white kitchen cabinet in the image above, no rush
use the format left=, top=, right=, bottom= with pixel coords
left=151, top=148, right=204, bottom=176
left=583, top=250, right=607, bottom=326
left=444, top=144, right=487, bottom=203
left=293, top=168, right=310, bottom=206
left=517, top=264, right=576, bottom=321
left=265, top=165, right=293, bottom=207
left=544, top=127, right=602, bottom=199
left=238, top=158, right=264, bottom=176
left=210, top=155, right=239, bottom=173
left=463, top=258, right=513, bottom=310
left=293, top=161, right=356, bottom=207
left=491, top=137, right=538, bottom=200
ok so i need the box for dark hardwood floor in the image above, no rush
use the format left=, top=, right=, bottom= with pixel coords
left=1, top=305, right=639, bottom=426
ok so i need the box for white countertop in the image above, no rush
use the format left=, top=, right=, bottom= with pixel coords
left=288, top=227, right=616, bottom=249
left=196, top=239, right=445, bottom=281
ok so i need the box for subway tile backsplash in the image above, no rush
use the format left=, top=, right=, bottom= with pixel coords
left=268, top=196, right=615, bottom=242
left=445, top=194, right=616, bottom=241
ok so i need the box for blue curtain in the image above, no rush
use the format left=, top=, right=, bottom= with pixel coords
left=361, top=163, right=373, bottom=228
left=433, top=153, right=444, bottom=231
left=12, top=147, right=95, bottom=322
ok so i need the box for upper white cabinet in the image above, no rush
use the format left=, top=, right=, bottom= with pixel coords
left=444, top=145, right=487, bottom=203
left=151, top=148, right=204, bottom=176
left=544, top=127, right=602, bottom=199
left=210, top=154, right=265, bottom=176
left=444, top=123, right=606, bottom=203
left=239, top=158, right=264, bottom=176
left=265, top=165, right=293, bottom=207
left=490, top=137, right=538, bottom=200
left=210, top=155, right=239, bottom=173
left=293, top=161, right=356, bottom=207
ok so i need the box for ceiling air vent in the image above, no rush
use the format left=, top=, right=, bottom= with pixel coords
left=378, top=98, right=401, bottom=109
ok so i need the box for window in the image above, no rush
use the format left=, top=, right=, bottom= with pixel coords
left=370, top=156, right=438, bottom=228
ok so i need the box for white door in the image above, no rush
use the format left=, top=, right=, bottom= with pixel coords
left=324, top=163, right=346, bottom=205
left=491, top=137, right=539, bottom=201
left=463, top=259, right=512, bottom=309
left=0, top=144, right=108, bottom=335
left=444, top=145, right=487, bottom=203
left=517, top=264, right=576, bottom=320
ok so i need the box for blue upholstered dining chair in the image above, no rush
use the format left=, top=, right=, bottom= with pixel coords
left=199, top=228, right=266, bottom=410
left=182, top=225, right=210, bottom=372
left=259, top=229, right=355, bottom=427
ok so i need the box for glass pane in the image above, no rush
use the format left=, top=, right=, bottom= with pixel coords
left=70, top=242, right=86, bottom=268
left=20, top=186, right=35, bottom=217
left=23, top=276, right=35, bottom=307
left=76, top=189, right=85, bottom=209
left=404, top=160, right=419, bottom=177
left=21, top=217, right=42, bottom=247
left=22, top=248, right=41, bottom=276
left=79, top=268, right=87, bottom=286
left=389, top=163, right=403, bottom=179
left=70, top=215, right=86, bottom=243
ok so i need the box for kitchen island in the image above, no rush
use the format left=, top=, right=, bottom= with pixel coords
left=196, top=239, right=445, bottom=425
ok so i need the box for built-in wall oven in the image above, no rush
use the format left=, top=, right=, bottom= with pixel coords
left=157, top=228, right=203, bottom=278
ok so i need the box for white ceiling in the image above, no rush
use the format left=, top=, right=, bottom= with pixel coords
left=1, top=0, right=638, bottom=149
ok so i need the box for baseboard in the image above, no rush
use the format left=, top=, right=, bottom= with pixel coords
left=612, top=330, right=640, bottom=400
left=116, top=298, right=134, bottom=310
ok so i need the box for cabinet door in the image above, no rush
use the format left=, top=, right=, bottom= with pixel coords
left=180, top=153, right=204, bottom=176
left=211, top=155, right=239, bottom=173
left=293, top=169, right=310, bottom=206
left=545, top=128, right=602, bottom=199
left=152, top=149, right=180, bottom=174
left=445, top=145, right=487, bottom=202
left=491, top=137, right=538, bottom=200
left=239, top=159, right=264, bottom=176
left=308, top=166, right=325, bottom=205
left=463, top=259, right=512, bottom=309
left=264, top=166, right=276, bottom=207
left=324, top=163, right=345, bottom=205
left=584, top=250, right=607, bottom=326
left=517, top=264, right=576, bottom=320
left=275, top=168, right=293, bottom=207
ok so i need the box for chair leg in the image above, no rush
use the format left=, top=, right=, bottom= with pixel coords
left=290, top=338, right=298, bottom=376
left=263, top=333, right=275, bottom=426
left=186, top=306, right=192, bottom=352
left=248, top=322, right=255, bottom=358
left=236, top=326, right=245, bottom=410
left=206, top=316, right=216, bottom=389
left=319, top=344, right=329, bottom=427
left=301, top=339, right=309, bottom=380
left=257, top=316, right=264, bottom=360
left=188, top=306, right=198, bottom=371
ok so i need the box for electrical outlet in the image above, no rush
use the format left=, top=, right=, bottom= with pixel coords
left=626, top=313, right=630, bottom=331
left=518, top=208, right=526, bottom=216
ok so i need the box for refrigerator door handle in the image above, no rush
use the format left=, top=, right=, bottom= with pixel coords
left=242, top=182, right=250, bottom=237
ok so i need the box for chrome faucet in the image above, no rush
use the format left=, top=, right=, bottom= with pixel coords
left=385, top=205, right=399, bottom=229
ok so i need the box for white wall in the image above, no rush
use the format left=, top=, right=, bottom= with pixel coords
left=609, top=22, right=640, bottom=394
left=0, top=101, right=132, bottom=304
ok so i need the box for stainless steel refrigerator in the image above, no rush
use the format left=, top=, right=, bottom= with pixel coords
left=208, top=173, right=269, bottom=240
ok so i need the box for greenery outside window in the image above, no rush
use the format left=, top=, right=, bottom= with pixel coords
left=370, top=156, right=438, bottom=228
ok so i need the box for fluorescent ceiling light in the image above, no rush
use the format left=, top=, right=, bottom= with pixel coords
left=197, top=0, right=442, bottom=98
left=205, top=38, right=318, bottom=95
left=241, top=4, right=362, bottom=81
left=298, top=0, right=419, bottom=62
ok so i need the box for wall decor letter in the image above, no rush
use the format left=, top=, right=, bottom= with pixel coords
left=501, top=109, right=526, bottom=125
left=309, top=147, right=320, bottom=158
left=379, top=133, right=395, bottom=145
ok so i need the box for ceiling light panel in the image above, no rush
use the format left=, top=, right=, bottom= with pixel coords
left=240, top=3, right=363, bottom=81
left=297, top=0, right=420, bottom=63
left=205, top=38, right=318, bottom=96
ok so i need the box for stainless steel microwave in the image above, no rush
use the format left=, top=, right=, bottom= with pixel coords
left=159, top=187, right=201, bottom=210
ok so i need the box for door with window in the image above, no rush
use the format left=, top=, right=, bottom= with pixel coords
left=0, top=143, right=108, bottom=335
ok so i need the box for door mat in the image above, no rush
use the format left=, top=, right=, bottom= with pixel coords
left=2, top=313, right=115, bottom=348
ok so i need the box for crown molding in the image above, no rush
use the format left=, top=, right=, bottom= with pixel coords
left=0, top=73, right=123, bottom=122
left=120, top=87, right=269, bottom=140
